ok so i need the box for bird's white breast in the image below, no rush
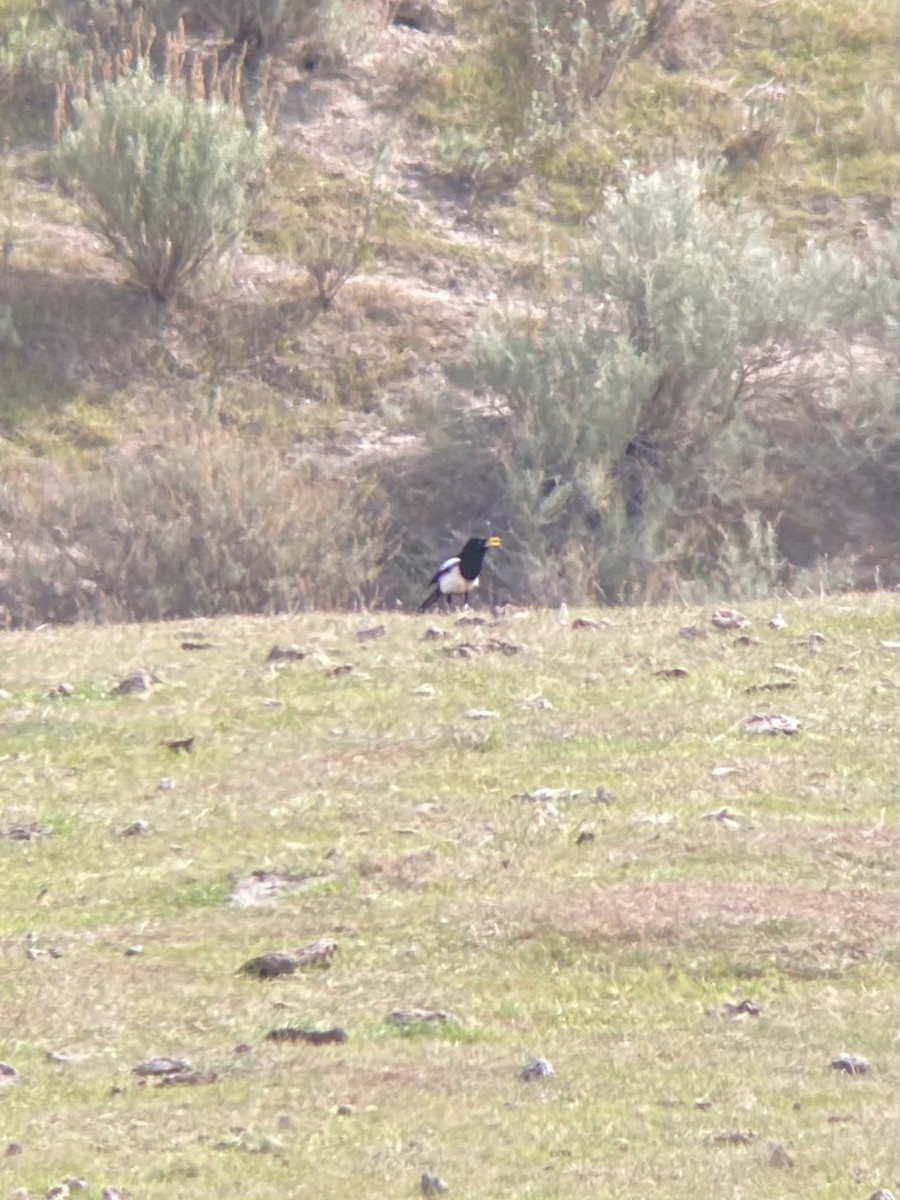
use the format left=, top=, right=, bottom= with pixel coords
left=437, top=560, right=479, bottom=595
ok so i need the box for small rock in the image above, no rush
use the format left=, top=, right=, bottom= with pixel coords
left=265, top=1027, right=348, bottom=1045
left=768, top=1141, right=794, bottom=1168
left=421, top=1172, right=449, bottom=1194
left=239, top=952, right=298, bottom=980
left=575, top=830, right=595, bottom=845
left=180, top=641, right=214, bottom=651
left=0, top=1063, right=18, bottom=1086
left=46, top=1186, right=70, bottom=1200
left=125, top=945, right=143, bottom=956
left=679, top=624, right=707, bottom=639
left=120, top=820, right=149, bottom=837
left=390, top=1008, right=448, bottom=1026
left=422, top=626, right=445, bottom=641
left=267, top=644, right=306, bottom=662
left=166, top=736, right=194, bottom=753
left=868, top=1190, right=897, bottom=1200
left=101, top=1189, right=129, bottom=1200
left=711, top=607, right=751, bottom=630
left=355, top=624, right=386, bottom=642
left=831, top=1053, right=870, bottom=1075
left=5, top=1143, right=22, bottom=1156
left=335, top=1103, right=353, bottom=1116
left=521, top=1057, right=555, bottom=1081
left=768, top=613, right=787, bottom=630
left=742, top=713, right=800, bottom=735
left=655, top=666, right=689, bottom=678
left=132, top=1056, right=193, bottom=1078
left=114, top=671, right=153, bottom=694
left=466, top=708, right=497, bottom=720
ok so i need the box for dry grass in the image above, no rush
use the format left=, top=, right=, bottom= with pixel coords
left=0, top=592, right=896, bottom=1197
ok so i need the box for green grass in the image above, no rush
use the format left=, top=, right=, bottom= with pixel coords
left=0, top=594, right=896, bottom=1197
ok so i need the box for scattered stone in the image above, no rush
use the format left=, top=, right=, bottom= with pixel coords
left=159, top=1069, right=217, bottom=1086
left=702, top=807, right=744, bottom=831
left=521, top=1057, right=555, bottom=1081
left=267, top=644, right=306, bottom=662
left=326, top=664, right=354, bottom=677
left=456, top=615, right=486, bottom=627
left=486, top=637, right=521, bottom=655
left=50, top=682, right=74, bottom=696
left=733, top=634, right=761, bottom=647
left=114, top=671, right=153, bottom=694
left=742, top=713, right=800, bottom=735
left=679, top=624, right=707, bottom=639
left=132, top=1056, right=193, bottom=1078
left=239, top=952, right=300, bottom=980
left=390, top=1008, right=448, bottom=1027
left=703, top=1129, right=756, bottom=1145
left=710, top=765, right=743, bottom=777
left=180, top=641, right=215, bottom=650
left=575, top=830, right=595, bottom=845
left=240, top=936, right=338, bottom=978
left=868, top=1190, right=897, bottom=1200
left=0, top=1063, right=18, bottom=1086
left=466, top=708, right=497, bottom=720
left=768, top=1141, right=794, bottom=1168
left=45, top=1050, right=81, bottom=1064
left=335, top=1103, right=353, bottom=1116
left=101, top=1189, right=129, bottom=1200
left=706, top=999, right=760, bottom=1018
left=6, top=1143, right=22, bottom=1156
left=229, top=869, right=333, bottom=907
left=594, top=785, right=616, bottom=804
left=768, top=614, right=788, bottom=630
left=743, top=680, right=797, bottom=694
left=355, top=624, right=386, bottom=642
left=421, top=1172, right=450, bottom=1195
left=421, top=626, right=445, bottom=641
left=266, top=1027, right=348, bottom=1045
left=166, top=736, right=194, bottom=753
left=1, top=822, right=49, bottom=840
left=711, top=607, right=751, bottom=630
left=800, top=631, right=826, bottom=648
left=46, top=1186, right=70, bottom=1200
left=125, top=945, right=143, bottom=956
left=393, top=0, right=455, bottom=35
left=518, top=787, right=583, bottom=803
left=293, top=936, right=339, bottom=968
left=879, top=641, right=900, bottom=651
left=233, top=1043, right=252, bottom=1055
left=120, top=820, right=149, bottom=837
left=158, top=777, right=175, bottom=790
left=831, top=1053, right=870, bottom=1075
left=655, top=666, right=689, bottom=678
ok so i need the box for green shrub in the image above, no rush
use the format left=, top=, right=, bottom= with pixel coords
left=408, top=162, right=900, bottom=603
left=427, top=0, right=686, bottom=186
left=58, top=58, right=272, bottom=302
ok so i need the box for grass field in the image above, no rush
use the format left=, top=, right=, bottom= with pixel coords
left=0, top=591, right=896, bottom=1198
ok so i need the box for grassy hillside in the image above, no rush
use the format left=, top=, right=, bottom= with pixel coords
left=0, top=593, right=897, bottom=1197
left=0, top=0, right=897, bottom=614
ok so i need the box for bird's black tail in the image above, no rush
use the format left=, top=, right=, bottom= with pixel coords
left=417, top=590, right=441, bottom=614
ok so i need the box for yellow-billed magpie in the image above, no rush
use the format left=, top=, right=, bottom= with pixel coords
left=418, top=535, right=502, bottom=613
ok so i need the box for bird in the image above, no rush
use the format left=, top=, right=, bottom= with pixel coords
left=417, top=535, right=502, bottom=613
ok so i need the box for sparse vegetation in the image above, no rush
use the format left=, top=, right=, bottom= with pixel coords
left=0, top=596, right=896, bottom=1197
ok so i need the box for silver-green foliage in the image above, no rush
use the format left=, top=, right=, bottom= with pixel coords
left=421, top=162, right=899, bottom=602
left=59, top=61, right=272, bottom=301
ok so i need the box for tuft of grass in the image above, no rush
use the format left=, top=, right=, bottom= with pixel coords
left=0, top=594, right=896, bottom=1198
